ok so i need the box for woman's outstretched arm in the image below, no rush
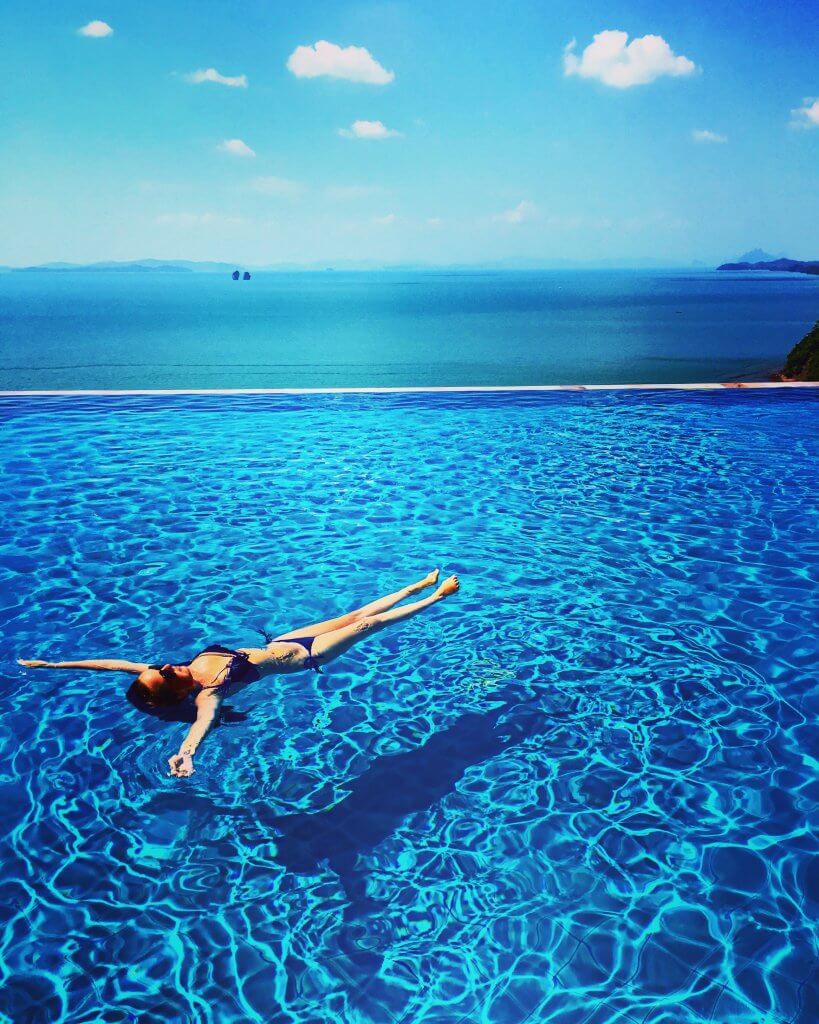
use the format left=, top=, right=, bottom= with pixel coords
left=17, top=657, right=149, bottom=673
left=168, top=690, right=222, bottom=778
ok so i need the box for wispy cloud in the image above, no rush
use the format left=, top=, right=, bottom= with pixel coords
left=154, top=212, right=245, bottom=227
left=494, top=200, right=537, bottom=224
left=542, top=213, right=614, bottom=231
left=564, top=31, right=698, bottom=88
left=427, top=217, right=443, bottom=227
left=134, top=180, right=188, bottom=195
left=621, top=211, right=687, bottom=232
left=250, top=176, right=304, bottom=197
left=218, top=139, right=256, bottom=158
left=78, top=20, right=113, bottom=38
left=287, top=41, right=394, bottom=84
left=185, top=68, right=248, bottom=88
left=790, top=97, right=819, bottom=129
left=692, top=129, right=727, bottom=143
left=373, top=213, right=396, bottom=225
left=324, top=184, right=384, bottom=200
left=338, top=120, right=401, bottom=140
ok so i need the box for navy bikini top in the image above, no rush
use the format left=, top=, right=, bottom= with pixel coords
left=192, top=644, right=260, bottom=695
left=150, top=644, right=260, bottom=698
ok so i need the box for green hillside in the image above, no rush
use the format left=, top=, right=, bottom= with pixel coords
left=783, top=322, right=819, bottom=381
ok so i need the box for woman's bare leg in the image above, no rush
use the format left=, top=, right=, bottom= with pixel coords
left=272, top=569, right=440, bottom=641
left=305, top=575, right=460, bottom=668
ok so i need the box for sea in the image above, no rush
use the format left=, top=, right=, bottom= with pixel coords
left=0, top=268, right=817, bottom=390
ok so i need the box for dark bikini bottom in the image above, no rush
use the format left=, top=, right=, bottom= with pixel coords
left=277, top=635, right=323, bottom=674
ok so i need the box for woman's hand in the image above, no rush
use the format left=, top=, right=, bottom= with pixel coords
left=168, top=752, right=195, bottom=778
left=18, top=659, right=50, bottom=668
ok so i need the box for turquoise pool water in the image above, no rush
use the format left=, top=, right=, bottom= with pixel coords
left=1, top=389, right=818, bottom=1023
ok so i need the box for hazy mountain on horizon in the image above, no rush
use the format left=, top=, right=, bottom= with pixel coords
left=10, top=256, right=712, bottom=274
left=15, top=260, right=193, bottom=273
left=733, top=249, right=783, bottom=263
left=13, top=259, right=249, bottom=274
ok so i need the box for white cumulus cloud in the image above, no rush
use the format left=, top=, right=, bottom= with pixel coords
left=78, top=20, right=113, bottom=38
left=218, top=138, right=256, bottom=158
left=250, top=176, right=304, bottom=197
left=790, top=98, right=819, bottom=129
left=494, top=200, right=537, bottom=224
left=185, top=68, right=247, bottom=88
left=692, top=129, right=727, bottom=143
left=338, top=120, right=401, bottom=140
left=287, top=40, right=394, bottom=84
left=563, top=31, right=698, bottom=88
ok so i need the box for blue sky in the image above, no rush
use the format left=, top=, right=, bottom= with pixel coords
left=2, top=0, right=817, bottom=266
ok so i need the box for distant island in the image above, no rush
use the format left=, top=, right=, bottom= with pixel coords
left=13, top=259, right=237, bottom=274
left=718, top=257, right=819, bottom=276
left=776, top=321, right=819, bottom=382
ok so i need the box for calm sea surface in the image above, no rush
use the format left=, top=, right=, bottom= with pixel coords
left=1, top=269, right=817, bottom=388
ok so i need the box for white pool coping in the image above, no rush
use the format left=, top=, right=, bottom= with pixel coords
left=0, top=382, right=817, bottom=396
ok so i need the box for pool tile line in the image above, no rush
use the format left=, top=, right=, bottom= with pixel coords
left=790, top=966, right=819, bottom=1024
left=376, top=842, right=808, bottom=1024
left=539, top=921, right=793, bottom=1024
left=638, top=933, right=795, bottom=1024
left=644, top=886, right=819, bottom=1021
left=453, top=924, right=697, bottom=1024
left=645, top=902, right=806, bottom=1023
left=257, top=839, right=810, bottom=1024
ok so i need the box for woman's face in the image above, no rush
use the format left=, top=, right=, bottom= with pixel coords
left=136, top=664, right=193, bottom=704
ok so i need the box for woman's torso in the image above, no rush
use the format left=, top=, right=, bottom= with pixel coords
left=187, top=641, right=304, bottom=694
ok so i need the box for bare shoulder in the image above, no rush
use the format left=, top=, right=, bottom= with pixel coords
left=194, top=687, right=222, bottom=709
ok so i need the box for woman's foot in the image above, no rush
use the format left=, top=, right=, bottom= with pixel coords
left=410, top=568, right=440, bottom=594
left=435, top=574, right=460, bottom=599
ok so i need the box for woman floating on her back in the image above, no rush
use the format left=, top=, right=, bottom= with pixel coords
left=19, top=571, right=459, bottom=778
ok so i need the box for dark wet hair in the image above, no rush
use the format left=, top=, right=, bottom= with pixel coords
left=125, top=681, right=247, bottom=724
left=125, top=679, right=184, bottom=718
